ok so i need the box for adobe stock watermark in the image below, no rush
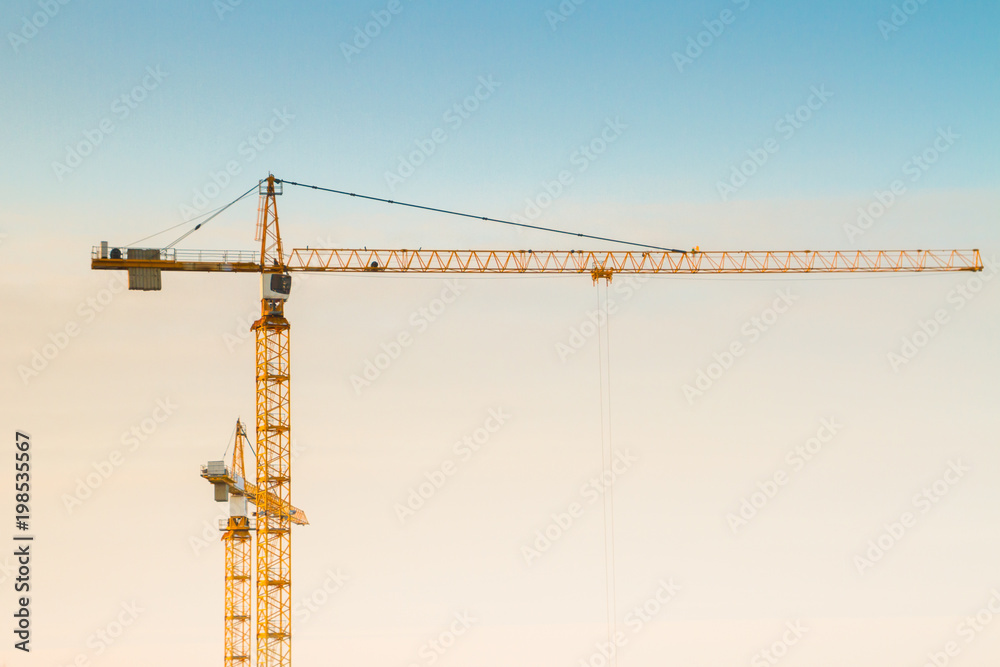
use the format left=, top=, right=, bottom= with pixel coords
left=86, top=602, right=144, bottom=658
left=545, top=0, right=588, bottom=31
left=623, top=577, right=681, bottom=634
left=8, top=0, right=72, bottom=54
left=179, top=107, right=294, bottom=220
left=350, top=279, right=465, bottom=395
left=512, top=117, right=626, bottom=224
left=716, top=85, right=833, bottom=201
left=672, top=0, right=755, bottom=73
left=51, top=66, right=168, bottom=182
left=292, top=568, right=350, bottom=625
left=887, top=254, right=997, bottom=372
left=213, top=0, right=243, bottom=20
left=53, top=601, right=144, bottom=665
left=17, top=273, right=128, bottom=386
left=843, top=127, right=958, bottom=243
left=916, top=588, right=1000, bottom=667
left=521, top=449, right=638, bottom=565
left=577, top=578, right=681, bottom=667
left=682, top=288, right=798, bottom=404
left=726, top=417, right=843, bottom=533
left=751, top=621, right=809, bottom=667
left=853, top=459, right=970, bottom=575
left=61, top=398, right=178, bottom=513
left=405, top=612, right=477, bottom=667
left=555, top=275, right=649, bottom=362
left=384, top=75, right=501, bottom=192
left=223, top=308, right=261, bottom=353
left=189, top=506, right=230, bottom=557
left=340, top=0, right=413, bottom=63
left=0, top=557, right=15, bottom=586
left=394, top=408, right=511, bottom=524
left=878, top=0, right=934, bottom=40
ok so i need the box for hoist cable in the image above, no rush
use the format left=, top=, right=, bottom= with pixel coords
left=605, top=281, right=618, bottom=666
left=126, top=183, right=259, bottom=247
left=596, top=281, right=619, bottom=666
left=221, top=421, right=238, bottom=466
left=278, top=179, right=685, bottom=253
left=165, top=184, right=259, bottom=249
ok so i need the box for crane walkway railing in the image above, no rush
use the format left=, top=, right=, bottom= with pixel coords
left=92, top=246, right=261, bottom=264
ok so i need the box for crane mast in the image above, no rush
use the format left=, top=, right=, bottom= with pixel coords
left=253, top=175, right=293, bottom=667
left=202, top=415, right=310, bottom=666
left=222, top=421, right=252, bottom=667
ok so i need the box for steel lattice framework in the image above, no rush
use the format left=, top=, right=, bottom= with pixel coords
left=285, top=247, right=983, bottom=275
left=90, top=247, right=983, bottom=276
left=223, top=516, right=252, bottom=667
left=253, top=177, right=293, bottom=667
left=224, top=420, right=252, bottom=667
left=252, top=310, right=292, bottom=667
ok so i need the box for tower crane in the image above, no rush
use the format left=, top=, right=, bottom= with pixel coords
left=201, top=419, right=309, bottom=667
left=90, top=174, right=983, bottom=667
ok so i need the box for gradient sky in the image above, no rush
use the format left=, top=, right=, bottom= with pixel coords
left=2, top=1, right=999, bottom=666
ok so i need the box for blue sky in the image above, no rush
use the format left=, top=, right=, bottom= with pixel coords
left=3, top=0, right=997, bottom=235
left=2, top=2, right=999, bottom=665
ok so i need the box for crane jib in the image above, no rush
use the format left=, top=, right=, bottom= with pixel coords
left=92, top=246, right=983, bottom=287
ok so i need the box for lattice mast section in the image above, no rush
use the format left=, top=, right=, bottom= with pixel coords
left=253, top=175, right=292, bottom=667
left=257, top=175, right=285, bottom=269
left=223, top=420, right=252, bottom=667
left=223, top=518, right=252, bottom=666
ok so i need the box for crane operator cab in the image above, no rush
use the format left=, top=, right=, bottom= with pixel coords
left=262, top=273, right=292, bottom=301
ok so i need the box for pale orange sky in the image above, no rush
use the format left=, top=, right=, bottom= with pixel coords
left=3, top=190, right=999, bottom=665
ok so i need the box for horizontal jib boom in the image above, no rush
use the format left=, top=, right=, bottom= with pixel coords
left=92, top=246, right=982, bottom=275
left=285, top=248, right=982, bottom=274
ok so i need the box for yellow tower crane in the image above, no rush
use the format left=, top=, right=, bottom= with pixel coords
left=200, top=419, right=309, bottom=666
left=90, top=174, right=983, bottom=667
